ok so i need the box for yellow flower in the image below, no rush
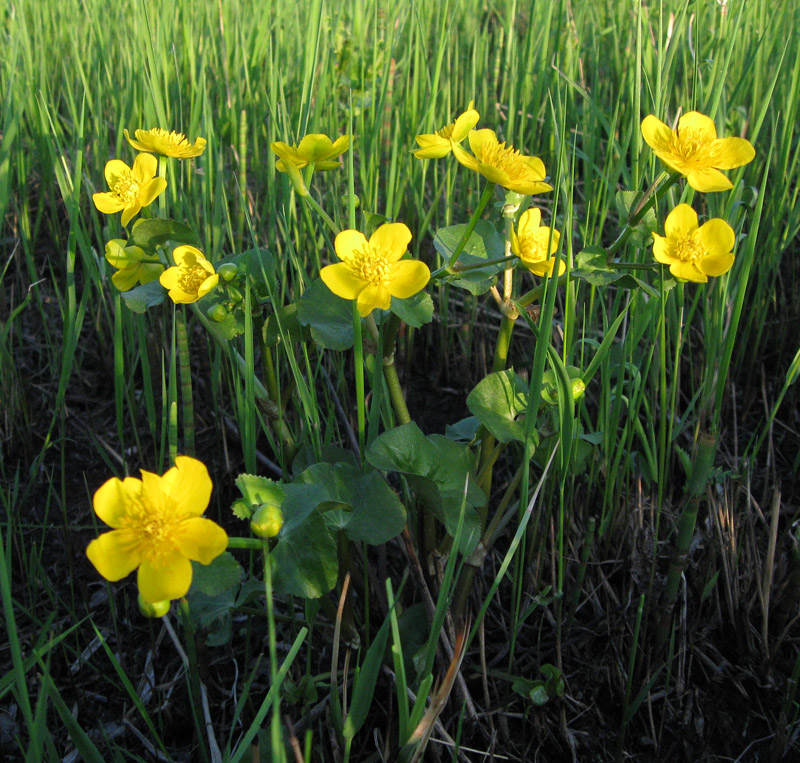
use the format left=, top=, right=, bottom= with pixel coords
left=414, top=101, right=480, bottom=159
left=86, top=456, right=228, bottom=604
left=104, top=239, right=164, bottom=291
left=271, top=134, right=350, bottom=196
left=159, top=245, right=219, bottom=304
left=92, top=154, right=167, bottom=226
left=124, top=128, right=207, bottom=159
left=451, top=129, right=553, bottom=196
left=320, top=223, right=430, bottom=317
left=511, top=208, right=565, bottom=277
left=651, top=204, right=735, bottom=283
left=641, top=112, right=755, bottom=192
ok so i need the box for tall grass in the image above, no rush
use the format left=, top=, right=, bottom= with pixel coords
left=2, top=0, right=799, bottom=759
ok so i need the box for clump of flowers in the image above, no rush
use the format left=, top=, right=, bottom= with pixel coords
left=92, top=154, right=167, bottom=226
left=511, top=208, right=564, bottom=277
left=124, top=128, right=207, bottom=159
left=86, top=456, right=228, bottom=606
left=651, top=203, right=735, bottom=283
left=641, top=111, right=755, bottom=192
left=414, top=101, right=480, bottom=159
left=320, top=223, right=430, bottom=316
left=451, top=129, right=553, bottom=196
left=159, top=245, right=219, bottom=304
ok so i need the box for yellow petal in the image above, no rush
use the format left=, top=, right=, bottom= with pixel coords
left=522, top=155, right=547, bottom=180
left=450, top=107, right=480, bottom=142
left=132, top=153, right=158, bottom=184
left=517, top=208, right=542, bottom=236
left=699, top=251, right=734, bottom=277
left=197, top=274, right=219, bottom=298
left=329, top=135, right=350, bottom=156
left=93, top=192, right=126, bottom=215
left=640, top=115, right=674, bottom=152
left=388, top=260, right=430, bottom=299
left=86, top=530, right=141, bottom=581
left=139, top=177, right=167, bottom=208
left=476, top=161, right=511, bottom=187
left=710, top=137, right=755, bottom=169
left=120, top=201, right=142, bottom=227
left=670, top=261, right=706, bottom=283
left=112, top=268, right=140, bottom=291
left=370, top=223, right=412, bottom=262
left=450, top=140, right=479, bottom=171
left=686, top=167, right=733, bottom=193
left=696, top=218, right=735, bottom=257
left=93, top=476, right=142, bottom=528
left=335, top=230, right=369, bottom=261
left=651, top=234, right=676, bottom=265
left=159, top=266, right=181, bottom=291
left=174, top=245, right=204, bottom=268
left=137, top=553, right=193, bottom=602
left=665, top=204, right=698, bottom=239
left=678, top=111, right=717, bottom=142
left=105, top=160, right=132, bottom=187
left=538, top=227, right=561, bottom=256
left=321, top=262, right=366, bottom=300
left=468, top=129, right=497, bottom=158
left=124, top=129, right=148, bottom=152
left=413, top=136, right=451, bottom=159
left=314, top=160, right=342, bottom=171
left=173, top=517, right=228, bottom=564
left=161, top=456, right=213, bottom=516
left=297, top=134, right=334, bottom=162
left=356, top=283, right=391, bottom=316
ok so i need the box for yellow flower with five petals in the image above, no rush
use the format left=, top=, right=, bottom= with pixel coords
left=271, top=134, right=350, bottom=196
left=86, top=456, right=228, bottom=604
left=104, top=239, right=164, bottom=291
left=124, top=128, right=207, bottom=158
left=651, top=204, right=735, bottom=283
left=320, top=223, right=430, bottom=317
left=92, top=154, right=167, bottom=226
left=641, top=112, right=755, bottom=192
left=159, top=245, right=219, bottom=304
left=451, top=129, right=553, bottom=196
left=511, top=208, right=564, bottom=277
left=414, top=101, right=480, bottom=159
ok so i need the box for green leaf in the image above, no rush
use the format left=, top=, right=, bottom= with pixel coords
left=572, top=247, right=629, bottom=286
left=119, top=280, right=165, bottom=313
left=615, top=190, right=658, bottom=244
left=187, top=553, right=245, bottom=647
left=466, top=369, right=528, bottom=443
left=220, top=248, right=277, bottom=298
left=445, top=416, right=481, bottom=442
left=190, top=552, right=245, bottom=597
left=129, top=217, right=202, bottom=249
left=391, top=289, right=434, bottom=328
left=235, top=474, right=286, bottom=510
left=263, top=303, right=310, bottom=347
left=298, top=278, right=355, bottom=350
left=201, top=297, right=245, bottom=340
left=434, top=220, right=504, bottom=295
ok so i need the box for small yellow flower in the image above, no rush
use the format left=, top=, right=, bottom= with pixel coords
left=86, top=456, right=228, bottom=604
left=511, top=208, right=565, bottom=277
left=414, top=101, right=480, bottom=159
left=451, top=129, right=553, bottom=196
left=159, top=245, right=219, bottom=304
left=104, top=239, right=164, bottom=291
left=320, top=223, right=430, bottom=317
left=641, top=112, right=755, bottom=192
left=271, top=134, right=350, bottom=196
left=92, top=154, right=167, bottom=226
left=124, top=128, right=207, bottom=159
left=651, top=204, right=735, bottom=283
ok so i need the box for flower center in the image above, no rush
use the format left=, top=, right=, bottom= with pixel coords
left=349, top=246, right=393, bottom=285
left=673, top=128, right=709, bottom=162
left=436, top=121, right=457, bottom=140
left=123, top=495, right=180, bottom=561
left=676, top=235, right=704, bottom=262
left=110, top=173, right=140, bottom=203
left=179, top=265, right=209, bottom=294
left=517, top=232, right=546, bottom=262
left=478, top=140, right=528, bottom=179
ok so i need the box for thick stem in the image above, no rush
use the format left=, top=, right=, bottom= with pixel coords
left=176, top=307, right=195, bottom=455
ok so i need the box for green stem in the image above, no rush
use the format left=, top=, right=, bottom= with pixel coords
left=176, top=307, right=195, bottom=455
left=381, top=313, right=411, bottom=425
left=444, top=180, right=495, bottom=270
left=263, top=543, right=285, bottom=762
left=302, top=193, right=340, bottom=236
left=157, top=155, right=169, bottom=218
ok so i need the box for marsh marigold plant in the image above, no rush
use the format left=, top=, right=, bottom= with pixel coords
left=321, top=223, right=430, bottom=317
left=159, top=245, right=219, bottom=304
left=414, top=101, right=480, bottom=159
left=271, top=133, right=350, bottom=196
left=92, top=154, right=166, bottom=226
left=511, top=208, right=565, bottom=277
left=652, top=203, right=735, bottom=283
left=86, top=456, right=228, bottom=605
left=124, top=128, right=207, bottom=158
left=451, top=129, right=553, bottom=196
left=641, top=111, right=755, bottom=192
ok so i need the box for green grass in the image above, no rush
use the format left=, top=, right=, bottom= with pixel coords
left=2, top=0, right=800, bottom=759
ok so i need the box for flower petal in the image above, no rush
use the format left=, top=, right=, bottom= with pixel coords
left=137, top=553, right=193, bottom=603
left=197, top=274, right=219, bottom=299
left=665, top=204, right=698, bottom=239
left=651, top=234, right=676, bottom=265
left=93, top=476, right=142, bottom=528
left=112, top=268, right=140, bottom=291
left=670, top=261, right=706, bottom=283
left=159, top=266, right=181, bottom=291
left=139, top=177, right=167, bottom=208
left=138, top=263, right=164, bottom=285
left=709, top=137, right=755, bottom=169
left=124, top=129, right=148, bottom=152
left=413, top=136, right=451, bottom=159
left=173, top=517, right=228, bottom=564
left=93, top=192, right=126, bottom=215
left=522, top=155, right=547, bottom=180
left=297, top=134, right=334, bottom=162
left=370, top=223, right=412, bottom=262
left=450, top=106, right=480, bottom=142
left=356, top=283, right=390, bottom=316
left=468, top=129, right=497, bottom=158
left=678, top=111, right=718, bottom=142
left=475, top=161, right=511, bottom=187
left=641, top=115, right=674, bottom=153
left=686, top=167, right=732, bottom=193
left=120, top=201, right=142, bottom=227
left=132, top=153, right=158, bottom=184
left=335, top=230, right=368, bottom=261
left=699, top=251, right=735, bottom=277
left=450, top=140, right=479, bottom=171
left=160, top=456, right=213, bottom=517
left=329, top=135, right=350, bottom=157
left=696, top=218, right=735, bottom=257
left=174, top=245, right=203, bottom=268
left=86, top=530, right=141, bottom=581
left=104, top=160, right=132, bottom=187
left=517, top=208, right=542, bottom=236
left=387, top=260, right=430, bottom=299
left=321, top=262, right=366, bottom=300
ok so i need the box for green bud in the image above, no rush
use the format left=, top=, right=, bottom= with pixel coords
left=208, top=303, right=228, bottom=322
left=218, top=263, right=238, bottom=281
left=138, top=594, right=170, bottom=618
left=250, top=503, right=283, bottom=539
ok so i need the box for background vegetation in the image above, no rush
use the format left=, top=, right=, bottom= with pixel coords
left=2, top=0, right=799, bottom=759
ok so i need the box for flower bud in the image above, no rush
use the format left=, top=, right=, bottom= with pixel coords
left=138, top=594, right=170, bottom=618
left=218, top=263, right=238, bottom=281
left=250, top=503, right=283, bottom=539
left=208, top=303, right=228, bottom=322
